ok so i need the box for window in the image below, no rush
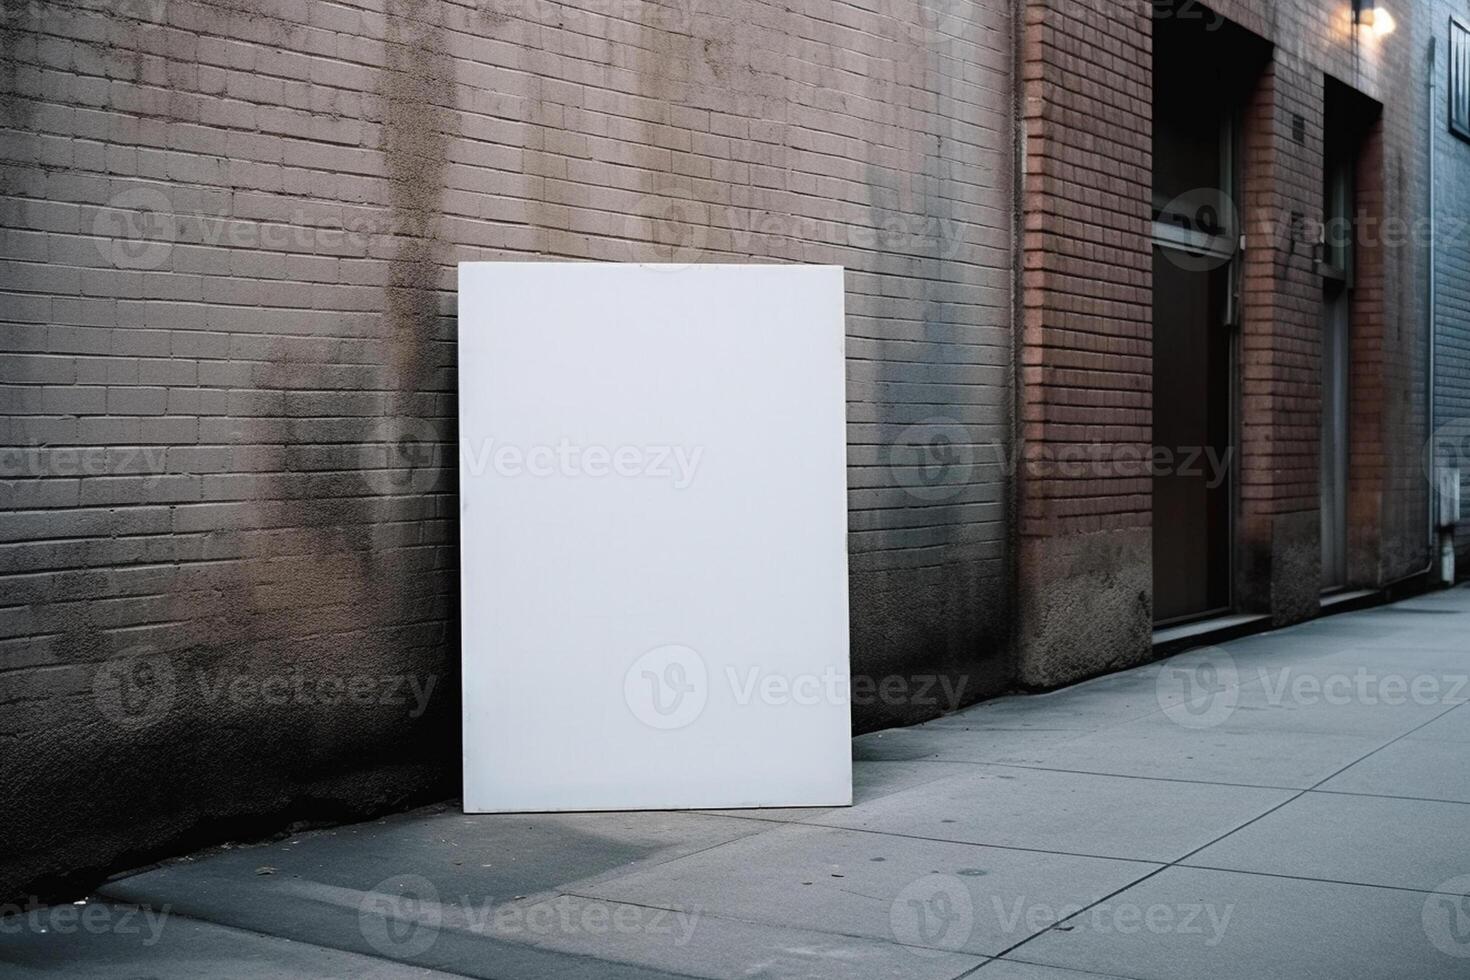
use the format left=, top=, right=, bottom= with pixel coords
left=1453, top=17, right=1470, bottom=142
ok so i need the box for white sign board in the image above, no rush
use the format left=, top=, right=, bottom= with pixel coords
left=459, top=263, right=851, bottom=812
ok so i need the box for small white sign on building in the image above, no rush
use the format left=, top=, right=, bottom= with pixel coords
left=458, top=263, right=851, bottom=812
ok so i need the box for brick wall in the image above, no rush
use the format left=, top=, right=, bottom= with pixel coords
left=1017, top=0, right=1439, bottom=679
left=1236, top=52, right=1326, bottom=621
left=1015, top=0, right=1154, bottom=685
left=1204, top=3, right=1434, bottom=600
left=0, top=0, right=1015, bottom=901
left=3, top=0, right=1454, bottom=905
left=1430, top=2, right=1470, bottom=563
left=1355, top=4, right=1437, bottom=588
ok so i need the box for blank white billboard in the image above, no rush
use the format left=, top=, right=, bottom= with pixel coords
left=459, top=263, right=851, bottom=812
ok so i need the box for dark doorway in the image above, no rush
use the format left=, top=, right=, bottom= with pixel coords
left=1321, top=279, right=1350, bottom=590
left=1319, top=79, right=1378, bottom=591
left=1153, top=257, right=1234, bottom=623
left=1150, top=13, right=1268, bottom=625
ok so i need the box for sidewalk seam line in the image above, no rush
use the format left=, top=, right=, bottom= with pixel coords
left=558, top=887, right=990, bottom=961
left=90, top=901, right=491, bottom=980
left=983, top=664, right=1470, bottom=964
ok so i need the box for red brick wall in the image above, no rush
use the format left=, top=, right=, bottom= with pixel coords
left=1206, top=0, right=1433, bottom=592
left=1237, top=53, right=1326, bottom=620
left=1015, top=0, right=1154, bottom=685
left=1018, top=0, right=1437, bottom=676
left=1018, top=0, right=1152, bottom=537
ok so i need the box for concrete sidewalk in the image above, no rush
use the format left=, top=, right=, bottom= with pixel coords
left=7, top=586, right=1470, bottom=979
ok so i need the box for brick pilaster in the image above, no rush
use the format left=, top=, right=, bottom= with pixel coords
left=1237, top=53, right=1325, bottom=623
left=1015, top=0, right=1154, bottom=685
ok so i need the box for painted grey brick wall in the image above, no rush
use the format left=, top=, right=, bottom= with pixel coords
left=0, top=0, right=1015, bottom=900
left=1432, top=3, right=1470, bottom=560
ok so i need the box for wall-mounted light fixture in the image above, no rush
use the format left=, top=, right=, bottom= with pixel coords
left=1353, top=0, right=1396, bottom=36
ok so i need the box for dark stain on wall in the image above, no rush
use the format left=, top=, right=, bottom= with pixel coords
left=381, top=0, right=453, bottom=395
left=1, top=0, right=461, bottom=904
left=0, top=0, right=33, bottom=126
